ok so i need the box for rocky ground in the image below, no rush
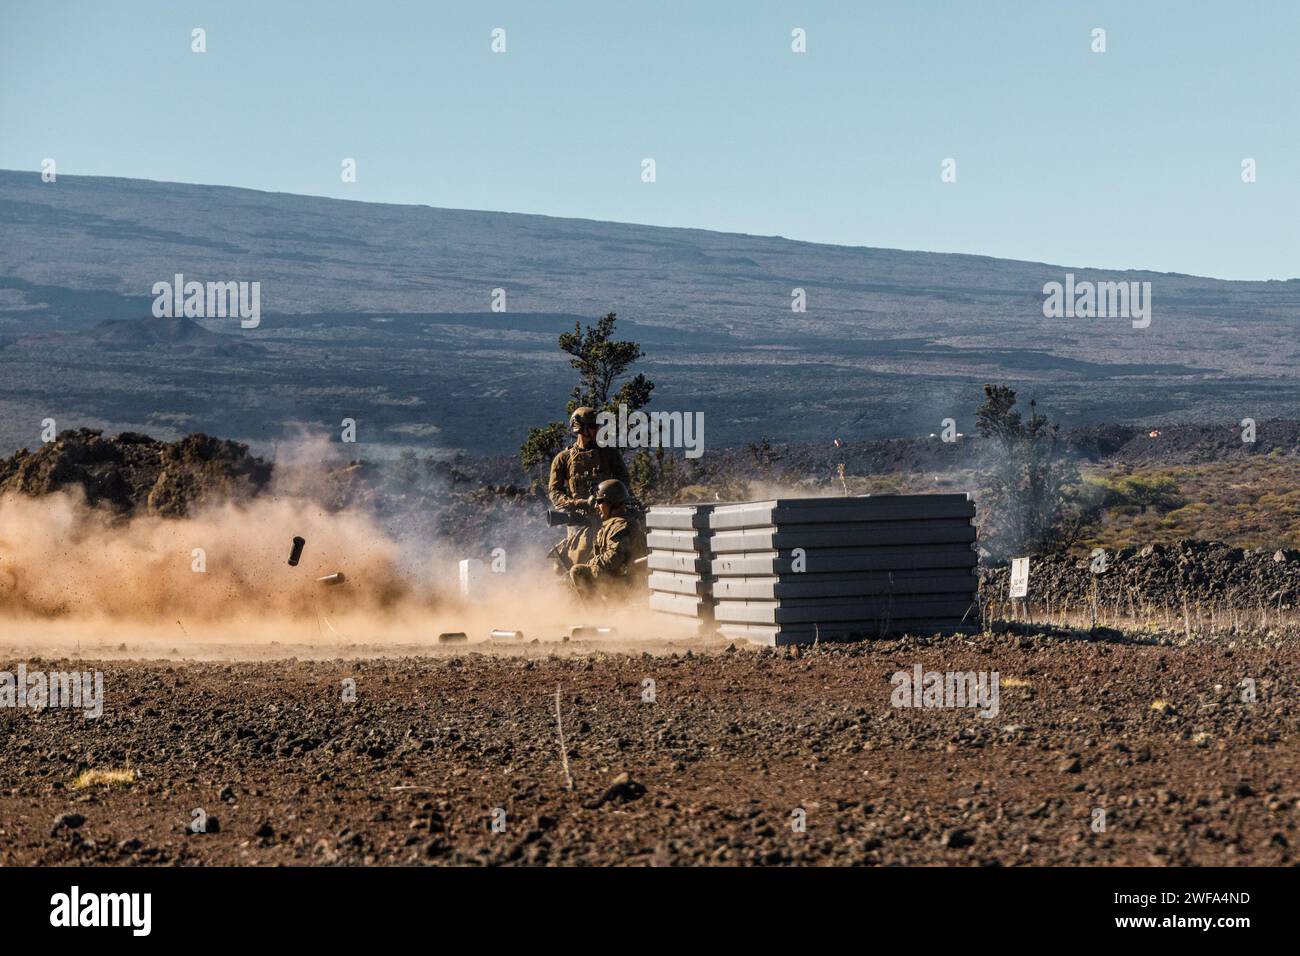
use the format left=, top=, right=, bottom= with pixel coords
left=980, top=540, right=1300, bottom=613
left=1, top=629, right=1296, bottom=866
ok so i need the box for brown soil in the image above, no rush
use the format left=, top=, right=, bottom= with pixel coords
left=1, top=630, right=1295, bottom=866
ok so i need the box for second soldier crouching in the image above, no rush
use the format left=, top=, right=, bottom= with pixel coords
left=568, top=479, right=648, bottom=602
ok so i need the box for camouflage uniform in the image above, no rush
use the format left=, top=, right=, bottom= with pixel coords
left=568, top=513, right=648, bottom=601
left=548, top=443, right=629, bottom=566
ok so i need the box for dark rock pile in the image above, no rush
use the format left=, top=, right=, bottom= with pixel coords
left=1067, top=420, right=1300, bottom=469
left=0, top=428, right=271, bottom=517
left=981, top=540, right=1300, bottom=612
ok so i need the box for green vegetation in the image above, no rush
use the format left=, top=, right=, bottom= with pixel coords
left=1082, top=472, right=1187, bottom=513
left=518, top=311, right=655, bottom=482
left=1071, top=458, right=1300, bottom=551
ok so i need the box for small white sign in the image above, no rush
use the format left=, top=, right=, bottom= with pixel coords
left=1009, top=557, right=1030, bottom=599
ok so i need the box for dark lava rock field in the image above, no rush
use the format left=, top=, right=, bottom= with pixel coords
left=980, top=540, right=1300, bottom=614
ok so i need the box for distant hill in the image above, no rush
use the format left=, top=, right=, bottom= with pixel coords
left=87, top=316, right=266, bottom=358
left=0, top=169, right=1297, bottom=456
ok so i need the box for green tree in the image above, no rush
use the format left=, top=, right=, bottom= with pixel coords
left=975, top=384, right=1078, bottom=559
left=519, top=312, right=655, bottom=478
left=519, top=422, right=569, bottom=475
left=1114, top=473, right=1185, bottom=513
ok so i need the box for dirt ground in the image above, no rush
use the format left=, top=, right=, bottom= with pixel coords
left=0, top=629, right=1296, bottom=866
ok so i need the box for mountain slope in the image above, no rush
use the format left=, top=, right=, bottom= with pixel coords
left=0, top=169, right=1297, bottom=456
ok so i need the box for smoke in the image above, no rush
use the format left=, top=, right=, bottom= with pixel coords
left=0, top=431, right=715, bottom=657
left=964, top=430, right=1085, bottom=563
left=0, top=485, right=665, bottom=657
left=0, top=488, right=410, bottom=621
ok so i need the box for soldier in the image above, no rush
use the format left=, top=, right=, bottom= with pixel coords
left=548, top=406, right=630, bottom=569
left=568, top=479, right=648, bottom=601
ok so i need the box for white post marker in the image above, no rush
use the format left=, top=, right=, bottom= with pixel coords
left=1009, top=557, right=1031, bottom=599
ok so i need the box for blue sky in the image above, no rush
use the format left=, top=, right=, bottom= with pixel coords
left=2, top=0, right=1296, bottom=280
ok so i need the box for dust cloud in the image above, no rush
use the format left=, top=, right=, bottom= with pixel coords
left=0, top=490, right=683, bottom=660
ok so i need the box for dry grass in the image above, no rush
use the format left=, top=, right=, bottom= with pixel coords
left=70, top=768, right=137, bottom=790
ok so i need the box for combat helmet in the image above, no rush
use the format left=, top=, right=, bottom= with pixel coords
left=593, top=478, right=629, bottom=506
left=569, top=406, right=598, bottom=432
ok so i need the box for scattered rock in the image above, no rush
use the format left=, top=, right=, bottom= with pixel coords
left=583, top=772, right=647, bottom=809
left=52, top=812, right=85, bottom=833
left=941, top=827, right=976, bottom=849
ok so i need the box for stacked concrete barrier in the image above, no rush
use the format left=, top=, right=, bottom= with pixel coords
left=646, top=504, right=718, bottom=631
left=707, top=495, right=980, bottom=646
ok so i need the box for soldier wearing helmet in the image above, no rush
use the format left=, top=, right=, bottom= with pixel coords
left=548, top=406, right=630, bottom=568
left=568, top=479, right=648, bottom=600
